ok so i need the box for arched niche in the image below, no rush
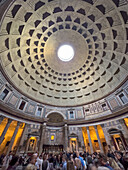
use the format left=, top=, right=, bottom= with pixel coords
left=108, top=128, right=127, bottom=151
left=47, top=112, right=64, bottom=123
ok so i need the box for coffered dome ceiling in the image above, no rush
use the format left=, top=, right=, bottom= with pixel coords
left=0, top=0, right=128, bottom=106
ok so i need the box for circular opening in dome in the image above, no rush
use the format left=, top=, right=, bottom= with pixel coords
left=57, top=45, right=74, bottom=62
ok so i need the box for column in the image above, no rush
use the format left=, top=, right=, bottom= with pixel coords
left=82, top=128, right=88, bottom=152
left=0, top=116, right=4, bottom=125
left=56, top=130, right=59, bottom=145
left=86, top=127, right=93, bottom=154
left=64, top=124, right=68, bottom=152
left=0, top=118, right=12, bottom=145
left=38, top=123, right=46, bottom=155
left=94, top=125, right=104, bottom=153
left=101, top=124, right=111, bottom=146
left=79, top=127, right=85, bottom=151
left=118, top=119, right=128, bottom=146
left=16, top=123, right=28, bottom=154
left=25, top=136, right=30, bottom=153
left=7, top=122, right=21, bottom=155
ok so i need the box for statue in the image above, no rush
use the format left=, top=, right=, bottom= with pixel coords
left=71, top=141, right=76, bottom=151
left=28, top=139, right=35, bottom=151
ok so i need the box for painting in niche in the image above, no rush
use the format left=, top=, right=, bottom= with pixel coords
left=28, top=139, right=36, bottom=151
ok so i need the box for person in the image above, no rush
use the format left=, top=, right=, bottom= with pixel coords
left=80, top=153, right=87, bottom=169
left=107, top=150, right=115, bottom=160
left=2, top=151, right=13, bottom=169
left=39, top=155, right=43, bottom=170
left=0, top=153, right=5, bottom=167
left=26, top=154, right=37, bottom=170
left=75, top=157, right=81, bottom=170
left=108, top=157, right=122, bottom=170
left=67, top=160, right=75, bottom=170
left=42, top=154, right=48, bottom=170
left=36, top=155, right=43, bottom=170
left=98, top=153, right=113, bottom=170
left=48, top=154, right=54, bottom=170
left=87, top=155, right=93, bottom=170
left=16, top=156, right=24, bottom=170
left=76, top=151, right=86, bottom=170
left=89, top=165, right=97, bottom=170
left=62, top=154, right=67, bottom=170
left=7, top=156, right=19, bottom=170
left=115, top=151, right=128, bottom=170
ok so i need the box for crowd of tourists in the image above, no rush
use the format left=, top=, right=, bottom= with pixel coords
left=0, top=150, right=128, bottom=170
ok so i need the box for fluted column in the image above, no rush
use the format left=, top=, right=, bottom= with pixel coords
left=0, top=119, right=12, bottom=145
left=94, top=125, right=104, bottom=153
left=7, top=122, right=21, bottom=155
left=38, top=122, right=46, bottom=155
left=64, top=124, right=68, bottom=152
left=16, top=123, right=28, bottom=154
left=86, top=127, right=93, bottom=154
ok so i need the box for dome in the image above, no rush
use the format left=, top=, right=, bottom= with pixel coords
left=0, top=0, right=127, bottom=107
left=0, top=0, right=128, bottom=157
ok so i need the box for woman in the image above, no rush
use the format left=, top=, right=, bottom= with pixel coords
left=74, top=157, right=82, bottom=170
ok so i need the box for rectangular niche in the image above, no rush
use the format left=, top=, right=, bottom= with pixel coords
left=8, top=95, right=19, bottom=106
left=108, top=97, right=120, bottom=110
left=76, top=109, right=84, bottom=119
left=27, top=104, right=35, bottom=114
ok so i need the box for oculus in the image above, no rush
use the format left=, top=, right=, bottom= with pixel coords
left=57, top=45, right=74, bottom=62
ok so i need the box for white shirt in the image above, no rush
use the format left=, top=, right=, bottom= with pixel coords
left=36, top=157, right=43, bottom=170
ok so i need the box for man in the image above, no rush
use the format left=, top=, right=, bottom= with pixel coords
left=76, top=151, right=86, bottom=170
left=26, top=154, right=37, bottom=170
left=115, top=151, right=128, bottom=170
left=98, top=153, right=113, bottom=170
left=62, top=154, right=67, bottom=170
left=36, top=154, right=43, bottom=170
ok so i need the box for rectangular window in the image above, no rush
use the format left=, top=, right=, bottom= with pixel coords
left=0, top=88, right=9, bottom=100
left=119, top=93, right=128, bottom=104
left=19, top=100, right=26, bottom=110
left=36, top=107, right=42, bottom=116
